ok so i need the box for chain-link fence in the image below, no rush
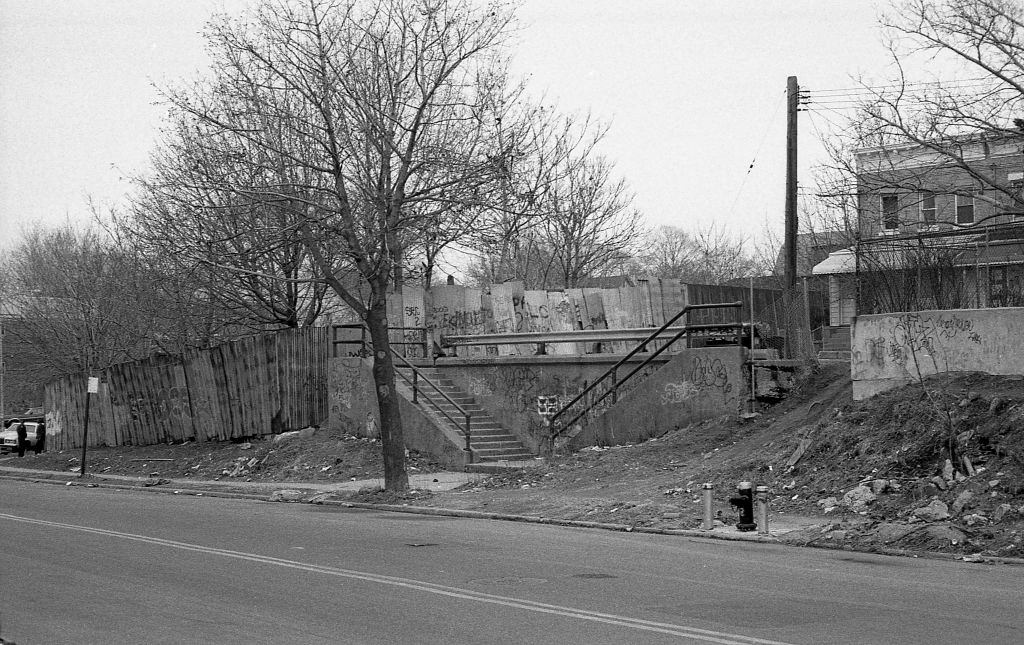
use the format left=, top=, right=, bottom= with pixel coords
left=750, top=280, right=826, bottom=361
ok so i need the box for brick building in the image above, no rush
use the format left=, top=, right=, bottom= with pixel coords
left=812, top=135, right=1024, bottom=326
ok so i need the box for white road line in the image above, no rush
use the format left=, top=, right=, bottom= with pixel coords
left=1, top=512, right=797, bottom=645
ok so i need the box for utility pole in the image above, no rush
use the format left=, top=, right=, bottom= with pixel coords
left=784, top=75, right=799, bottom=288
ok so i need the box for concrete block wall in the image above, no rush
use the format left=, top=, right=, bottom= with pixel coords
left=851, top=307, right=1024, bottom=399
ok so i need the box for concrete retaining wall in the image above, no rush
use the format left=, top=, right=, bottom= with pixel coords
left=327, top=357, right=467, bottom=469
left=589, top=347, right=746, bottom=450
left=329, top=349, right=748, bottom=458
left=435, top=355, right=660, bottom=453
left=851, top=307, right=1024, bottom=399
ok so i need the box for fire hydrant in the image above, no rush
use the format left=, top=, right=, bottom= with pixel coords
left=729, top=481, right=757, bottom=532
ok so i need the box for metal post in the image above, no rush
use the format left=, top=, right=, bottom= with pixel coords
left=464, top=413, right=472, bottom=463
left=756, top=485, right=769, bottom=535
left=412, top=369, right=419, bottom=404
left=0, top=317, right=4, bottom=422
left=80, top=388, right=93, bottom=477
left=702, top=482, right=714, bottom=530
left=749, top=277, right=756, bottom=413
left=802, top=277, right=813, bottom=358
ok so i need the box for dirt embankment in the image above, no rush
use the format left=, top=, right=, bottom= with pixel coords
left=421, top=365, right=1024, bottom=558
left=7, top=430, right=447, bottom=483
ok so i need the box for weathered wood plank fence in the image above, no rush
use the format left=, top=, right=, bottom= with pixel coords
left=44, top=327, right=329, bottom=451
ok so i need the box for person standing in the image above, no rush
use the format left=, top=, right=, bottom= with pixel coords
left=34, top=422, right=45, bottom=454
left=15, top=422, right=27, bottom=457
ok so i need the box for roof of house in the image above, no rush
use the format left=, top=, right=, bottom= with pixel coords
left=773, top=230, right=852, bottom=277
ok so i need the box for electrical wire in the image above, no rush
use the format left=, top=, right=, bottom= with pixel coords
left=801, top=78, right=1021, bottom=113
left=723, top=88, right=787, bottom=221
left=802, top=76, right=997, bottom=95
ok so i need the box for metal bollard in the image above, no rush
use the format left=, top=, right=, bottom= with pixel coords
left=755, top=485, right=769, bottom=535
left=702, top=482, right=714, bottom=530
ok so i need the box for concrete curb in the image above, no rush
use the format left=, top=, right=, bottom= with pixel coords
left=3, top=472, right=1023, bottom=566
left=329, top=500, right=780, bottom=543
left=0, top=473, right=269, bottom=501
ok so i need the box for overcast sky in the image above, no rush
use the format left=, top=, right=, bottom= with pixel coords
left=0, top=0, right=896, bottom=251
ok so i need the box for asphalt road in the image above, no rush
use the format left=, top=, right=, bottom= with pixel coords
left=0, top=480, right=1020, bottom=644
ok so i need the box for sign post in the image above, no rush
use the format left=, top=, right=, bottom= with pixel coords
left=80, top=376, right=99, bottom=477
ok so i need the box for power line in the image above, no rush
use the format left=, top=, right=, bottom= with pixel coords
left=801, top=79, right=1021, bottom=112
left=803, top=76, right=998, bottom=95
left=724, top=89, right=787, bottom=220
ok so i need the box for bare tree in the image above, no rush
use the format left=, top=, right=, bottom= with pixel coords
left=463, top=105, right=614, bottom=287
left=130, top=0, right=519, bottom=490
left=631, top=224, right=761, bottom=284
left=537, top=155, right=641, bottom=288
left=815, top=0, right=1024, bottom=214
left=0, top=224, right=159, bottom=388
left=125, top=117, right=341, bottom=334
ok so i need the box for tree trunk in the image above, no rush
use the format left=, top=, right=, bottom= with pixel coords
left=365, top=294, right=409, bottom=491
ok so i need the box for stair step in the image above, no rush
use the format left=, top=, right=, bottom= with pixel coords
left=473, top=447, right=535, bottom=457
left=468, top=440, right=524, bottom=449
left=475, top=452, right=536, bottom=462
left=395, top=370, right=535, bottom=464
left=428, top=403, right=485, bottom=413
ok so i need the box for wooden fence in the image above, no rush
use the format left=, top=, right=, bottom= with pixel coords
left=44, top=327, right=329, bottom=451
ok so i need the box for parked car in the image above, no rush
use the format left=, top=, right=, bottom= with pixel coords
left=0, top=419, right=43, bottom=454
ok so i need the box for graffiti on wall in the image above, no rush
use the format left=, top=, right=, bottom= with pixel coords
left=432, top=307, right=489, bottom=335
left=854, top=312, right=984, bottom=368
left=495, top=366, right=542, bottom=413
left=330, top=358, right=366, bottom=423
left=660, top=381, right=700, bottom=405
left=464, top=374, right=493, bottom=398
left=536, top=395, right=561, bottom=417
left=689, top=356, right=734, bottom=396
left=658, top=355, right=735, bottom=406
left=112, top=386, right=192, bottom=423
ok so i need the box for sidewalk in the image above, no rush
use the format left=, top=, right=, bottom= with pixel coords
left=0, top=463, right=820, bottom=542
left=0, top=464, right=484, bottom=493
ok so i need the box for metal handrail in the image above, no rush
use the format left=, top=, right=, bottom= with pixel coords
left=548, top=301, right=743, bottom=445
left=332, top=323, right=473, bottom=460
left=390, top=348, right=473, bottom=461
left=331, top=323, right=429, bottom=358
left=441, top=322, right=747, bottom=349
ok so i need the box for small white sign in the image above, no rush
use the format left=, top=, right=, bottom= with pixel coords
left=87, top=377, right=100, bottom=394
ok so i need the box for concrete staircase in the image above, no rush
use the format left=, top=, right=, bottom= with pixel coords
left=818, top=326, right=851, bottom=362
left=395, top=366, right=536, bottom=463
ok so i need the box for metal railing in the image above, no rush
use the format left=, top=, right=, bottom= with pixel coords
left=330, top=324, right=473, bottom=462
left=547, top=301, right=744, bottom=448
left=331, top=323, right=428, bottom=359
left=390, top=350, right=473, bottom=461
left=440, top=321, right=749, bottom=355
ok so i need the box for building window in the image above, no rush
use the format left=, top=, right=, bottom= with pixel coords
left=956, top=191, right=975, bottom=224
left=919, top=192, right=936, bottom=223
left=990, top=267, right=1008, bottom=307
left=1009, top=179, right=1024, bottom=219
left=881, top=194, right=899, bottom=230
